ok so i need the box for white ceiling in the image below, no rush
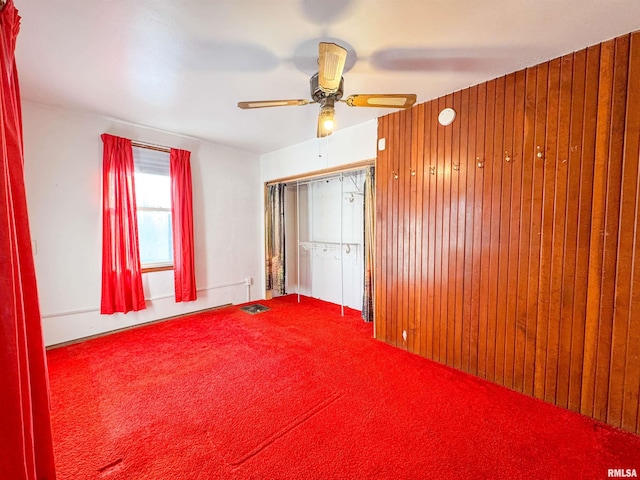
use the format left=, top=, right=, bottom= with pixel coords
left=15, top=0, right=640, bottom=155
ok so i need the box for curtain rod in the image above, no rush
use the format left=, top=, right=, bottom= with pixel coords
left=131, top=140, right=171, bottom=153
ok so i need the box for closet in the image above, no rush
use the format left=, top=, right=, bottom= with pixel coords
left=267, top=167, right=369, bottom=314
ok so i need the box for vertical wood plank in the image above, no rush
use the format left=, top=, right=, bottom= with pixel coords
left=441, top=94, right=454, bottom=364
left=393, top=112, right=402, bottom=345
left=384, top=113, right=393, bottom=345
left=609, top=33, right=640, bottom=428
left=446, top=93, right=459, bottom=367
left=489, top=75, right=506, bottom=383
left=525, top=62, right=549, bottom=397
left=400, top=110, right=407, bottom=350
left=385, top=113, right=394, bottom=345
left=534, top=57, right=560, bottom=401
left=594, top=35, right=629, bottom=422
left=406, top=107, right=416, bottom=353
left=569, top=44, right=600, bottom=412
left=453, top=89, right=466, bottom=370
left=420, top=102, right=432, bottom=359
left=385, top=113, right=394, bottom=344
left=380, top=114, right=390, bottom=343
left=515, top=67, right=537, bottom=393
left=427, top=100, right=439, bottom=359
left=632, top=173, right=640, bottom=435
left=541, top=55, right=563, bottom=402
left=582, top=38, right=615, bottom=419
left=433, top=97, right=445, bottom=362
left=405, top=110, right=413, bottom=349
left=390, top=108, right=401, bottom=346
left=557, top=49, right=585, bottom=409
left=405, top=108, right=414, bottom=352
left=471, top=83, right=487, bottom=376
left=411, top=103, right=425, bottom=355
left=416, top=103, right=426, bottom=357
left=374, top=115, right=381, bottom=340
left=478, top=80, right=495, bottom=379
left=497, top=73, right=515, bottom=387
left=462, top=86, right=478, bottom=373
left=506, top=69, right=526, bottom=389
left=375, top=114, right=388, bottom=343
left=621, top=30, right=640, bottom=433
left=545, top=53, right=573, bottom=404
left=400, top=109, right=411, bottom=351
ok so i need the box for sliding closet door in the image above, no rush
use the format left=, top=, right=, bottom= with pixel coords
left=284, top=184, right=298, bottom=294
left=284, top=171, right=366, bottom=310
left=309, top=177, right=343, bottom=304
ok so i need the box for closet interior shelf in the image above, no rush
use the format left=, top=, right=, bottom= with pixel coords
left=299, top=241, right=361, bottom=253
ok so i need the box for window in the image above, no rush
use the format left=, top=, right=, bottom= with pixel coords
left=132, top=145, right=173, bottom=271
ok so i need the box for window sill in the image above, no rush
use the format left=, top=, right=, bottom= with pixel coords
left=142, top=265, right=174, bottom=274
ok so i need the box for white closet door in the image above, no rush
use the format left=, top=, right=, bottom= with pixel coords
left=284, top=169, right=366, bottom=312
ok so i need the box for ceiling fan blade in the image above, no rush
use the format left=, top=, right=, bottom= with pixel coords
left=344, top=94, right=417, bottom=109
left=238, top=99, right=311, bottom=109
left=318, top=42, right=347, bottom=94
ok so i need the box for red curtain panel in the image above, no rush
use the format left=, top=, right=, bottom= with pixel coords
left=170, top=148, right=196, bottom=302
left=100, top=134, right=146, bottom=314
left=0, top=1, right=57, bottom=478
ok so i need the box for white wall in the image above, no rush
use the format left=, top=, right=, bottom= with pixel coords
left=23, top=102, right=263, bottom=346
left=260, top=119, right=377, bottom=183
left=260, top=120, right=377, bottom=302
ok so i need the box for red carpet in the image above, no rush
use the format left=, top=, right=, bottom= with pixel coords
left=47, top=295, right=640, bottom=479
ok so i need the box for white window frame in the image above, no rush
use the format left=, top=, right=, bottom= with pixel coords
left=132, top=144, right=174, bottom=273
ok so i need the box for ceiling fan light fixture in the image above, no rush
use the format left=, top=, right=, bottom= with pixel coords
left=321, top=105, right=335, bottom=129
left=317, top=105, right=335, bottom=137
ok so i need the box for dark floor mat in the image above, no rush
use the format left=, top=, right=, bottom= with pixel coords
left=239, top=304, right=270, bottom=315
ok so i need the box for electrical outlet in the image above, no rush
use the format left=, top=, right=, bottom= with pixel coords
left=245, top=277, right=253, bottom=286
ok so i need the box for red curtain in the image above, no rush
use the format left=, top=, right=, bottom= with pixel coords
left=100, top=134, right=146, bottom=314
left=0, top=1, right=57, bottom=479
left=170, top=148, right=196, bottom=302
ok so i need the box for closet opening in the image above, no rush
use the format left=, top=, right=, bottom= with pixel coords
left=265, top=162, right=374, bottom=322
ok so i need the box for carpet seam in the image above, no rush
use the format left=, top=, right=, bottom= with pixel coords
left=230, top=391, right=343, bottom=468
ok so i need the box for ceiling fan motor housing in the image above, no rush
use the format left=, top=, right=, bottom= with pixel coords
left=310, top=73, right=344, bottom=106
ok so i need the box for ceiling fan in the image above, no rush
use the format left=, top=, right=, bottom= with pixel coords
left=237, top=42, right=417, bottom=138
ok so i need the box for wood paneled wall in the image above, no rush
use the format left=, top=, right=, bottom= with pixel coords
left=375, top=31, right=640, bottom=434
